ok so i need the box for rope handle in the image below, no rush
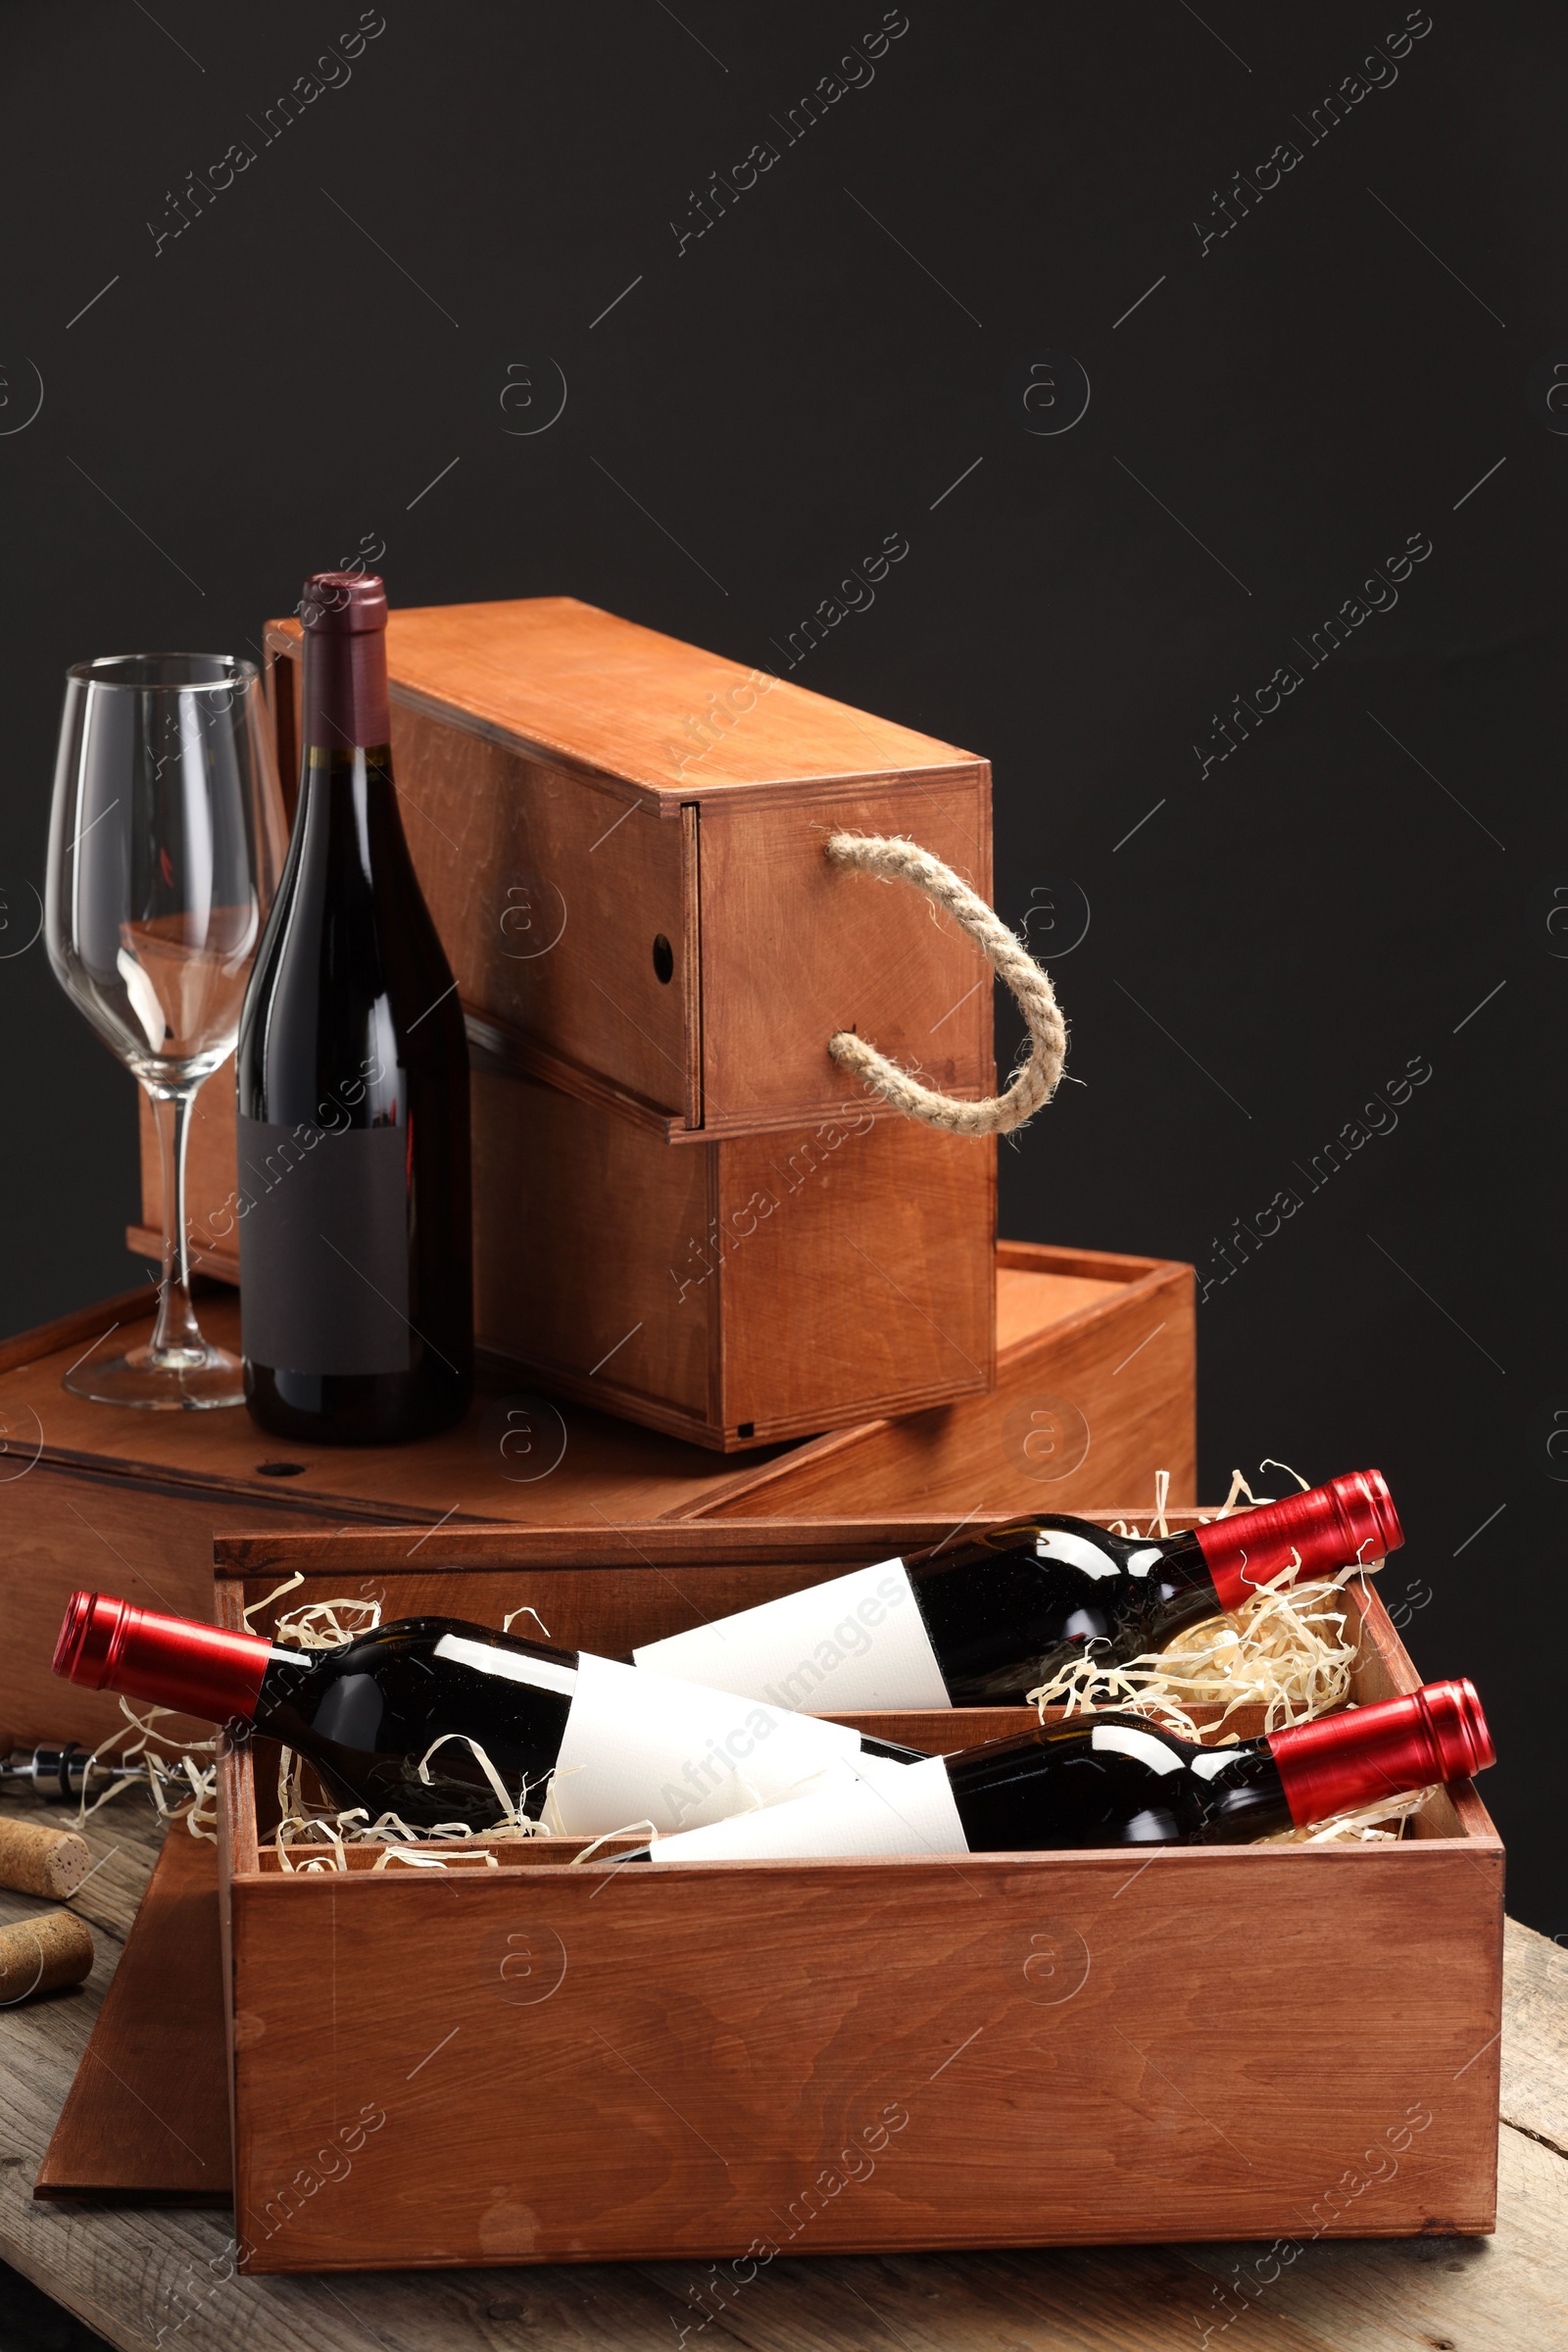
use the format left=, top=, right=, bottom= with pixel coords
left=825, top=832, right=1066, bottom=1138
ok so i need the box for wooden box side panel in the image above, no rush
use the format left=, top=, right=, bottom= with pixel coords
left=268, top=606, right=992, bottom=1133
left=219, top=1554, right=951, bottom=1671
left=364, top=696, right=689, bottom=1119
left=696, top=1258, right=1195, bottom=1517
left=715, top=1119, right=995, bottom=1440
left=696, top=772, right=993, bottom=1136
left=471, top=1066, right=713, bottom=1426
left=226, top=1838, right=1501, bottom=2274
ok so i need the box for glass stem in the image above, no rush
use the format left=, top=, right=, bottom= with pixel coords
left=146, top=1081, right=209, bottom=1368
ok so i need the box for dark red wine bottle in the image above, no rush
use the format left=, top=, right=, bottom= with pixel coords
left=649, top=1678, right=1494, bottom=1861
left=636, top=1470, right=1403, bottom=1709
left=53, top=1592, right=922, bottom=1838
left=235, top=570, right=472, bottom=1444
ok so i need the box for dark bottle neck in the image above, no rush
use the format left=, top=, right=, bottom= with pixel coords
left=906, top=1521, right=1210, bottom=1591
left=941, top=1716, right=1297, bottom=1850
left=903, top=1523, right=1221, bottom=1704
left=301, top=605, right=390, bottom=753
left=293, top=600, right=407, bottom=868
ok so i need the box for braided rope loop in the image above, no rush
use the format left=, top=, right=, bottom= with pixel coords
left=824, top=832, right=1067, bottom=1138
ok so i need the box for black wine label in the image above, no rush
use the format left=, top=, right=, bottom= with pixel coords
left=236, top=1116, right=412, bottom=1375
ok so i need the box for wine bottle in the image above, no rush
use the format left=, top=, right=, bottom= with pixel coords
left=235, top=570, right=472, bottom=1444
left=647, top=1678, right=1494, bottom=1862
left=52, top=1592, right=923, bottom=1838
left=634, top=1470, right=1402, bottom=1710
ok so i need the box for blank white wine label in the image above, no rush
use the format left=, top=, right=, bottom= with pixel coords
left=649, top=1754, right=969, bottom=1864
left=548, top=1653, right=864, bottom=1838
left=632, top=1558, right=952, bottom=1713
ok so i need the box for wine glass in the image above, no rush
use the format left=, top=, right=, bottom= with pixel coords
left=45, top=654, right=287, bottom=1407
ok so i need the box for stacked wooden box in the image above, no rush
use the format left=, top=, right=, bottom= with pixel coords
left=22, top=601, right=1506, bottom=2272
left=0, top=1250, right=1195, bottom=1753
left=134, top=597, right=1010, bottom=1452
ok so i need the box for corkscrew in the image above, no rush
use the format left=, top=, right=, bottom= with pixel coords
left=0, top=1742, right=145, bottom=1803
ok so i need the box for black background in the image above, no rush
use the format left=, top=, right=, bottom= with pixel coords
left=0, top=1, right=1562, bottom=1933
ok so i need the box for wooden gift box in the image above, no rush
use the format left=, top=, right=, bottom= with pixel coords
left=262, top=595, right=994, bottom=1140
left=214, top=1518, right=1502, bottom=2274
left=0, top=1245, right=1194, bottom=1751
left=130, top=594, right=1004, bottom=1446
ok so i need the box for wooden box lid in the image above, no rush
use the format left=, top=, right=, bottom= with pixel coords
left=271, top=594, right=978, bottom=801
left=265, top=597, right=995, bottom=1139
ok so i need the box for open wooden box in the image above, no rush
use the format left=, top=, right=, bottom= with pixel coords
left=215, top=1516, right=1502, bottom=2274
left=1, top=1244, right=1193, bottom=1753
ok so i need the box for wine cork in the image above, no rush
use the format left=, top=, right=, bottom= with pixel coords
left=0, top=1817, right=91, bottom=1901
left=0, top=1911, right=94, bottom=2002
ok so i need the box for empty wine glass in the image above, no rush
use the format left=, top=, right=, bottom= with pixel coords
left=46, top=655, right=286, bottom=1406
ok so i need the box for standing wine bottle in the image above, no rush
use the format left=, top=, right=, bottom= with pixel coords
left=235, top=571, right=471, bottom=1443
left=649, top=1678, right=1494, bottom=1862
left=53, top=1592, right=922, bottom=1838
left=634, top=1470, right=1402, bottom=1709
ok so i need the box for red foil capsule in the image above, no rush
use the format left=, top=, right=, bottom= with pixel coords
left=1268, top=1678, right=1494, bottom=1826
left=1195, top=1469, right=1403, bottom=1612
left=53, top=1592, right=272, bottom=1725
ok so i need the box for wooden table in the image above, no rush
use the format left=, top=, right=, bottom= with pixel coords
left=2, top=1798, right=1563, bottom=2352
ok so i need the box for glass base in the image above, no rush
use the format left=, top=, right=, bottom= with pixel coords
left=65, top=1343, right=245, bottom=1411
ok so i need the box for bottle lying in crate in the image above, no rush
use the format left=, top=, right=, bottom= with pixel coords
left=636, top=1468, right=1403, bottom=1708
left=647, top=1679, right=1494, bottom=1862
left=51, top=1592, right=921, bottom=1838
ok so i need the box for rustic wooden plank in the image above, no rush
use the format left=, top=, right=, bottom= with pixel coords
left=1499, top=1917, right=1568, bottom=2158
left=0, top=2071, right=1562, bottom=2352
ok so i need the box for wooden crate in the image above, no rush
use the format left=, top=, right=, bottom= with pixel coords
left=0, top=1243, right=1194, bottom=1750
left=263, top=596, right=993, bottom=1141
left=214, top=1525, right=1502, bottom=2273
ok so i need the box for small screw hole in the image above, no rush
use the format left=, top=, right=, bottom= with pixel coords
left=257, top=1461, right=306, bottom=1478
left=652, top=933, right=674, bottom=984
